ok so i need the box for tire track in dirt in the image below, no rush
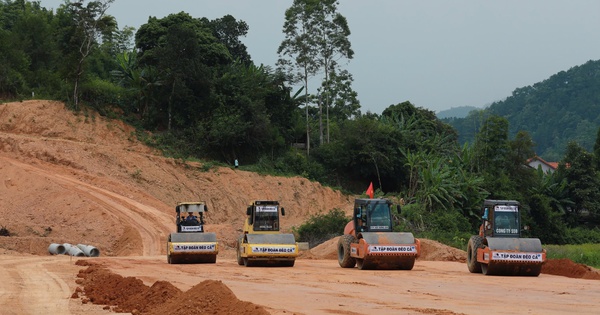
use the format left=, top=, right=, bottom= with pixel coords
left=1, top=156, right=172, bottom=256
left=0, top=256, right=73, bottom=314
left=0, top=256, right=23, bottom=314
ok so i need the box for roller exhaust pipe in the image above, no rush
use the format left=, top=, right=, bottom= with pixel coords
left=77, top=244, right=100, bottom=257
left=48, top=243, right=66, bottom=255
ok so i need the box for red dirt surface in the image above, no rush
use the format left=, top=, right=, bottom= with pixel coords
left=1, top=100, right=600, bottom=315
left=74, top=261, right=268, bottom=315
left=542, top=258, right=600, bottom=280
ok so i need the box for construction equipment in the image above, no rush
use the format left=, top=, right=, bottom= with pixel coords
left=236, top=200, right=298, bottom=267
left=166, top=202, right=218, bottom=264
left=467, top=199, right=546, bottom=276
left=338, top=198, right=420, bottom=270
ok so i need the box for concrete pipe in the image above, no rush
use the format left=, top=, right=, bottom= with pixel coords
left=62, top=243, right=75, bottom=254
left=77, top=244, right=100, bottom=257
left=66, top=245, right=86, bottom=257
left=48, top=243, right=66, bottom=255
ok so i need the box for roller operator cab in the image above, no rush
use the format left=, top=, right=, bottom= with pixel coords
left=166, top=202, right=218, bottom=264
left=467, top=200, right=546, bottom=276
left=236, top=200, right=298, bottom=267
left=337, top=198, right=420, bottom=270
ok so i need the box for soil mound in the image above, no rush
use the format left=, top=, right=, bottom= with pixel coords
left=147, top=280, right=269, bottom=315
left=305, top=237, right=467, bottom=262
left=304, top=236, right=340, bottom=260
left=73, top=261, right=269, bottom=314
left=542, top=258, right=600, bottom=280
left=418, top=239, right=466, bottom=262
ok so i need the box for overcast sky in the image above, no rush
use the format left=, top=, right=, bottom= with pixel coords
left=38, top=0, right=600, bottom=114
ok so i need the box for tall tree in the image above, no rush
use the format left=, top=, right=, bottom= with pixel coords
left=278, top=0, right=319, bottom=155
left=311, top=1, right=353, bottom=144
left=278, top=0, right=354, bottom=152
left=66, top=0, right=115, bottom=108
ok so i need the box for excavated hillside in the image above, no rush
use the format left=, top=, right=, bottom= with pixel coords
left=0, top=100, right=353, bottom=256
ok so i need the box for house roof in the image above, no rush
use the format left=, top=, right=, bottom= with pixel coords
left=526, top=155, right=558, bottom=170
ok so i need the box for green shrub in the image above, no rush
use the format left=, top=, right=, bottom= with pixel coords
left=245, top=150, right=327, bottom=182
left=562, top=227, right=600, bottom=244
left=80, top=78, right=129, bottom=112
left=293, top=208, right=350, bottom=248
left=394, top=202, right=471, bottom=250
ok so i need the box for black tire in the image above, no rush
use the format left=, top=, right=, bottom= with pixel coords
left=467, top=235, right=484, bottom=273
left=236, top=236, right=244, bottom=265
left=338, top=234, right=357, bottom=268
left=167, top=235, right=173, bottom=264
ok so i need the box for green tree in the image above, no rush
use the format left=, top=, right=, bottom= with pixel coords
left=318, top=67, right=360, bottom=122
left=65, top=0, right=115, bottom=108
left=310, top=0, right=353, bottom=144
left=506, top=130, right=537, bottom=193
left=135, top=12, right=230, bottom=130
left=278, top=0, right=319, bottom=155
left=593, top=127, right=600, bottom=170
left=472, top=115, right=516, bottom=199
left=0, top=0, right=63, bottom=98
left=202, top=14, right=250, bottom=65
left=278, top=0, right=354, bottom=151
left=112, top=51, right=162, bottom=120
left=559, top=141, right=600, bottom=224
left=0, top=26, right=28, bottom=97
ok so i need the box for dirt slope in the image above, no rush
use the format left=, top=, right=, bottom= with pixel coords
left=0, top=100, right=352, bottom=256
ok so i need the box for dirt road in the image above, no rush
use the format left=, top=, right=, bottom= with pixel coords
left=1, top=253, right=599, bottom=315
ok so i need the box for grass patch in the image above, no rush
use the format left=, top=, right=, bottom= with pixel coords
left=131, top=169, right=142, bottom=181
left=544, top=243, right=600, bottom=268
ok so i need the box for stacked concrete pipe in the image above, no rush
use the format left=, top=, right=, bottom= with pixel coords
left=63, top=243, right=85, bottom=257
left=48, top=243, right=100, bottom=257
left=48, top=243, right=66, bottom=255
left=76, top=244, right=100, bottom=257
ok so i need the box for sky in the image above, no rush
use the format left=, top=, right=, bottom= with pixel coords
left=37, top=0, right=600, bottom=114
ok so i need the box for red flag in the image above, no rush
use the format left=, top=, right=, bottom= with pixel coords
left=366, top=182, right=374, bottom=199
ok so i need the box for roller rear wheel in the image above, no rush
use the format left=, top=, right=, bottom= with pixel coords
left=236, top=236, right=244, bottom=265
left=338, top=235, right=357, bottom=268
left=467, top=235, right=484, bottom=273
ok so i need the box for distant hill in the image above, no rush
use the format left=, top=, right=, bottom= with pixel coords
left=443, top=59, right=600, bottom=161
left=436, top=106, right=480, bottom=119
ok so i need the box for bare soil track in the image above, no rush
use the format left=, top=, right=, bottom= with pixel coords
left=1, top=100, right=599, bottom=315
